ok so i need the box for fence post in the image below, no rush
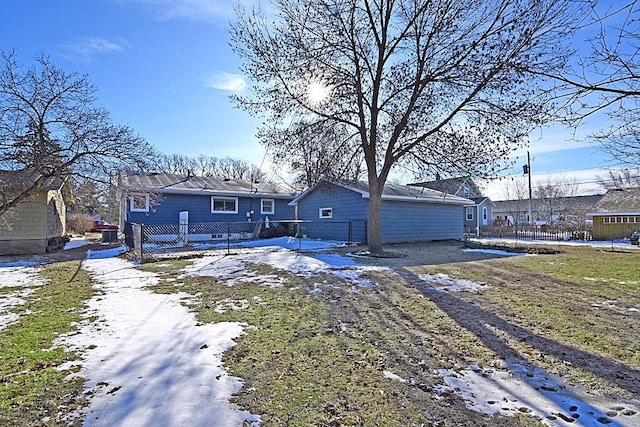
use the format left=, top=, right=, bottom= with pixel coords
left=227, top=222, right=231, bottom=256
left=348, top=220, right=353, bottom=245
left=140, top=224, right=145, bottom=263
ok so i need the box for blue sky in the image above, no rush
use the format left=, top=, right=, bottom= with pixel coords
left=1, top=0, right=626, bottom=199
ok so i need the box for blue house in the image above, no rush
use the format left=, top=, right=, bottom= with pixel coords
left=118, top=171, right=296, bottom=242
left=290, top=180, right=472, bottom=243
left=409, top=176, right=495, bottom=235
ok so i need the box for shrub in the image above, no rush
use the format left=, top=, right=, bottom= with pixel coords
left=67, top=214, right=94, bottom=234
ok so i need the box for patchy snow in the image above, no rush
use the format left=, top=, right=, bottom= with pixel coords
left=462, top=248, right=527, bottom=257
left=213, top=298, right=250, bottom=314
left=6, top=237, right=634, bottom=426
left=0, top=265, right=45, bottom=330
left=55, top=249, right=259, bottom=427
left=471, top=237, right=639, bottom=250
left=419, top=273, right=489, bottom=293
left=192, top=236, right=347, bottom=252
left=436, top=360, right=639, bottom=427
left=383, top=370, right=407, bottom=383
left=184, top=245, right=385, bottom=289
left=86, top=245, right=128, bottom=259
left=0, top=288, right=35, bottom=330
left=65, top=236, right=92, bottom=250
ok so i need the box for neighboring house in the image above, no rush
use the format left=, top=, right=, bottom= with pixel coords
left=289, top=180, right=472, bottom=244
left=493, top=194, right=603, bottom=226
left=409, top=176, right=494, bottom=234
left=588, top=187, right=640, bottom=240
left=118, top=170, right=296, bottom=229
left=0, top=170, right=66, bottom=255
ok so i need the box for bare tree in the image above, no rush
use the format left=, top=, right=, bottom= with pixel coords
left=597, top=169, right=640, bottom=190
left=549, top=1, right=640, bottom=165
left=265, top=120, right=364, bottom=190
left=0, top=51, right=153, bottom=217
left=153, top=153, right=266, bottom=181
left=500, top=176, right=530, bottom=226
left=534, top=176, right=579, bottom=224
left=231, top=0, right=591, bottom=254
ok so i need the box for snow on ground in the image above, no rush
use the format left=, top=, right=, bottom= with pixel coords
left=65, top=236, right=92, bottom=250
left=462, top=248, right=528, bottom=257
left=183, top=242, right=385, bottom=295
left=192, top=236, right=345, bottom=252
left=56, top=249, right=259, bottom=427
left=0, top=264, right=45, bottom=330
left=3, top=237, right=636, bottom=426
left=419, top=273, right=489, bottom=293
left=435, top=360, right=639, bottom=427
left=471, top=237, right=639, bottom=250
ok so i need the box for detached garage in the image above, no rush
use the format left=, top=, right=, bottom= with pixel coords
left=589, top=187, right=640, bottom=240
left=289, top=180, right=471, bottom=244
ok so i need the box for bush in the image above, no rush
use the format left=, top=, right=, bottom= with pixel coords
left=67, top=214, right=94, bottom=234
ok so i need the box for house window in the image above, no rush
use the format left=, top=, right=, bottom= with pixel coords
left=261, top=199, right=275, bottom=215
left=130, top=193, right=149, bottom=212
left=211, top=196, right=238, bottom=214
left=319, top=207, right=333, bottom=219
left=465, top=207, right=474, bottom=220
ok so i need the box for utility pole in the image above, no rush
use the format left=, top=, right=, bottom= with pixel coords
left=523, top=151, right=533, bottom=225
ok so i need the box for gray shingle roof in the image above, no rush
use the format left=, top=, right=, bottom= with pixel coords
left=291, top=179, right=472, bottom=205
left=0, top=169, right=65, bottom=191
left=118, top=171, right=296, bottom=199
left=591, top=188, right=640, bottom=213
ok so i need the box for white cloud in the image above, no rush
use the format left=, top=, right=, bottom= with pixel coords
left=60, top=37, right=127, bottom=62
left=205, top=72, right=248, bottom=91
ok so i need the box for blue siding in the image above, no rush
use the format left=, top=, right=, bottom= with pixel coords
left=296, top=182, right=464, bottom=243
left=380, top=200, right=464, bottom=243
left=296, top=183, right=368, bottom=242
left=126, top=193, right=294, bottom=225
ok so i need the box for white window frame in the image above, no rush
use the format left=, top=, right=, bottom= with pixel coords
left=130, top=193, right=150, bottom=213
left=211, top=196, right=238, bottom=214
left=319, top=207, right=333, bottom=219
left=261, top=198, right=275, bottom=215
left=465, top=207, right=474, bottom=221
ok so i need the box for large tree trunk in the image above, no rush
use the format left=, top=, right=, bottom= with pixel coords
left=367, top=177, right=384, bottom=256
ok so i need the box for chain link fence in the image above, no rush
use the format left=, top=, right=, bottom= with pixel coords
left=125, top=219, right=366, bottom=263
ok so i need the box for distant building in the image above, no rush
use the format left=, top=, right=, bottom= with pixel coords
left=588, top=187, right=640, bottom=240
left=492, top=194, right=603, bottom=226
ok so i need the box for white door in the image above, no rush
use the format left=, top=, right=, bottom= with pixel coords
left=482, top=207, right=488, bottom=226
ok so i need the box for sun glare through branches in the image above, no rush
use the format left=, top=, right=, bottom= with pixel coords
left=306, top=81, right=331, bottom=103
